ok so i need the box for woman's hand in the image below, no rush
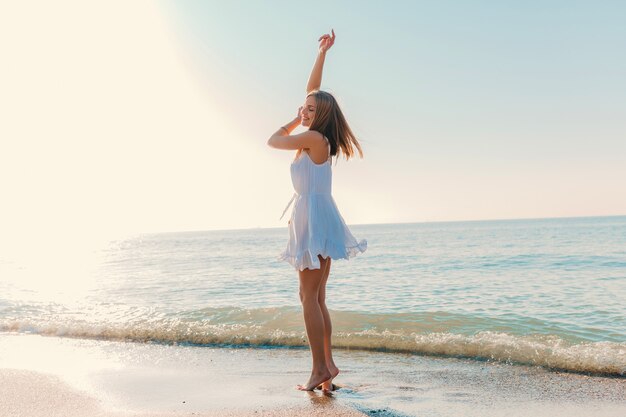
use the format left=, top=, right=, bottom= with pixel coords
left=318, top=29, right=335, bottom=54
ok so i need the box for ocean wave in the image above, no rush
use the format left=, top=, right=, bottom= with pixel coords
left=1, top=307, right=624, bottom=376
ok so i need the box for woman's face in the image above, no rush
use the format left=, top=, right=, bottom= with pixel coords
left=301, top=96, right=316, bottom=127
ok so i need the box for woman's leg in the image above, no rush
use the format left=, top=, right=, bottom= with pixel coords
left=296, top=255, right=332, bottom=391
left=318, top=257, right=340, bottom=391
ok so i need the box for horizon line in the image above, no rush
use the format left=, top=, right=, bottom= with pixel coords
left=138, top=213, right=626, bottom=236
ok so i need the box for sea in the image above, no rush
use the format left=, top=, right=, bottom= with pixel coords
left=1, top=215, right=625, bottom=377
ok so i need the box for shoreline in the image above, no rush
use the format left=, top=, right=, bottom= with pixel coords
left=1, top=332, right=625, bottom=417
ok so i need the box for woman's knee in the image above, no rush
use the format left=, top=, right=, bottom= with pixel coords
left=299, top=291, right=320, bottom=305
left=299, top=283, right=318, bottom=304
left=299, top=283, right=323, bottom=304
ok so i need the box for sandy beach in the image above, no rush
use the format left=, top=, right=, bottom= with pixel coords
left=1, top=332, right=624, bottom=417
left=2, top=368, right=367, bottom=417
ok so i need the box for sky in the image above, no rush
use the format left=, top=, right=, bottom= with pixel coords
left=1, top=0, right=625, bottom=249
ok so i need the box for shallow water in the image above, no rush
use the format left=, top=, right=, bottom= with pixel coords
left=1, top=215, right=625, bottom=375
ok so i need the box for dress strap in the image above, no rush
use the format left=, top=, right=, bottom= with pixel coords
left=279, top=192, right=297, bottom=220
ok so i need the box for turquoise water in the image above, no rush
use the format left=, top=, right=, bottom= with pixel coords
left=1, top=215, right=625, bottom=375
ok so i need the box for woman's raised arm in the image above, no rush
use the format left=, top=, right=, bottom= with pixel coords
left=306, top=29, right=335, bottom=94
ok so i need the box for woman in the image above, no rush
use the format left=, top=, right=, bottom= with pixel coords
left=267, top=29, right=367, bottom=393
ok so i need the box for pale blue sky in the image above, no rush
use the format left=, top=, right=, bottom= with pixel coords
left=160, top=0, right=626, bottom=225
left=1, top=1, right=624, bottom=247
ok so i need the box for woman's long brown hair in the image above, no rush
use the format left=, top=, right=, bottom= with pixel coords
left=307, top=90, right=363, bottom=162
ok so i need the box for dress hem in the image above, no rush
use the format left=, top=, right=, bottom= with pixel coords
left=277, top=239, right=367, bottom=272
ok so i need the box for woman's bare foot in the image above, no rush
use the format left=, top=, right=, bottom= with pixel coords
left=296, top=368, right=332, bottom=391
left=318, top=364, right=340, bottom=392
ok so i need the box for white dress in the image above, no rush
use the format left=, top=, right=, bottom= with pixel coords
left=277, top=136, right=367, bottom=271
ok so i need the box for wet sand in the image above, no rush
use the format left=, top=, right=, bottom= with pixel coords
left=1, top=332, right=624, bottom=417
left=1, top=368, right=366, bottom=417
